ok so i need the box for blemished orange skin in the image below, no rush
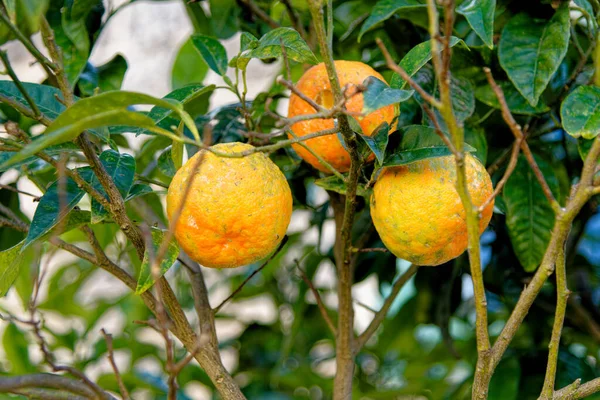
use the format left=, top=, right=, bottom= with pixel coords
left=371, top=154, right=494, bottom=266
left=167, top=142, right=293, bottom=268
left=287, top=60, right=397, bottom=173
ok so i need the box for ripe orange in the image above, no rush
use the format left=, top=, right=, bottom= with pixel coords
left=370, top=154, right=494, bottom=266
left=166, top=142, right=293, bottom=268
left=287, top=60, right=396, bottom=173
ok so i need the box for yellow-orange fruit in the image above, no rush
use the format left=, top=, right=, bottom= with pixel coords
left=167, top=142, right=292, bottom=268
left=287, top=60, right=396, bottom=173
left=370, top=154, right=494, bottom=266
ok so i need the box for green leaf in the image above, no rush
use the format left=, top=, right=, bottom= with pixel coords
left=383, top=125, right=475, bottom=167
left=125, top=183, right=153, bottom=202
left=0, top=142, right=80, bottom=173
left=390, top=37, right=464, bottom=89
left=0, top=110, right=168, bottom=170
left=0, top=81, right=107, bottom=139
left=414, top=67, right=475, bottom=123
left=136, top=84, right=216, bottom=136
left=91, top=150, right=136, bottom=224
left=363, top=76, right=413, bottom=114
left=15, top=0, right=49, bottom=35
left=457, top=0, right=495, bottom=49
left=191, top=35, right=228, bottom=76
left=2, top=323, right=34, bottom=374
left=498, top=6, right=570, bottom=107
left=172, top=38, right=209, bottom=90
left=229, top=32, right=259, bottom=70
left=96, top=54, right=128, bottom=92
left=577, top=137, right=595, bottom=160
left=24, top=169, right=94, bottom=248
left=208, top=0, right=240, bottom=39
left=47, top=3, right=90, bottom=85
left=158, top=147, right=177, bottom=178
left=314, top=175, right=370, bottom=197
left=0, top=91, right=198, bottom=170
left=561, top=86, right=600, bottom=139
left=358, top=0, right=427, bottom=41
left=0, top=241, right=24, bottom=297
left=136, top=228, right=180, bottom=295
left=464, top=124, right=488, bottom=164
left=248, top=27, right=318, bottom=65
left=357, top=122, right=390, bottom=164
left=504, top=156, right=559, bottom=272
left=475, top=80, right=550, bottom=115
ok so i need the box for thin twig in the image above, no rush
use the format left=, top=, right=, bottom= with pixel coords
left=554, top=377, right=600, bottom=399
left=483, top=67, right=562, bottom=213
left=354, top=264, right=419, bottom=352
left=478, top=136, right=523, bottom=213
left=296, top=261, right=337, bottom=336
left=240, top=0, right=279, bottom=28
left=213, top=237, right=289, bottom=314
left=376, top=38, right=442, bottom=108
left=101, top=329, right=130, bottom=400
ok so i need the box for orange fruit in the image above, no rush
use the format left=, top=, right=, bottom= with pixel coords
left=370, top=154, right=494, bottom=266
left=287, top=60, right=396, bottom=173
left=167, top=142, right=292, bottom=268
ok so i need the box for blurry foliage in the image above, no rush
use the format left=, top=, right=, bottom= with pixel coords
left=1, top=0, right=600, bottom=399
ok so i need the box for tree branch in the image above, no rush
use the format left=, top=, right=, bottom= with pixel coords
left=0, top=374, right=96, bottom=398
left=308, top=2, right=362, bottom=398
left=540, top=245, right=569, bottom=399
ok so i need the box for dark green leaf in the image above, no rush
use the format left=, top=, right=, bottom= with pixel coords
left=208, top=0, right=240, bottom=39
left=314, top=175, right=370, bottom=197
left=0, top=81, right=106, bottom=139
left=464, top=124, right=488, bottom=164
left=96, top=54, right=128, bottom=92
left=172, top=38, right=209, bottom=90
left=578, top=137, right=595, bottom=160
left=48, top=5, right=90, bottom=85
left=498, top=7, right=570, bottom=106
left=363, top=76, right=413, bottom=114
left=561, top=86, right=600, bottom=139
left=357, top=122, right=390, bottom=164
left=126, top=183, right=153, bottom=202
left=504, top=156, right=559, bottom=272
left=0, top=142, right=80, bottom=173
left=91, top=150, right=136, bottom=223
left=475, top=80, right=550, bottom=115
left=457, top=0, right=495, bottom=48
left=137, top=84, right=216, bottom=136
left=248, top=27, right=318, bottom=65
left=383, top=125, right=475, bottom=166
left=24, top=169, right=94, bottom=248
left=158, top=147, right=177, bottom=178
left=191, top=35, right=228, bottom=76
left=136, top=228, right=180, bottom=294
left=358, top=0, right=427, bottom=41
left=390, top=37, right=464, bottom=89
left=0, top=241, right=24, bottom=297
left=0, top=110, right=170, bottom=170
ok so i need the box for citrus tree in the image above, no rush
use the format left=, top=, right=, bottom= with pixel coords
left=2, top=0, right=600, bottom=399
